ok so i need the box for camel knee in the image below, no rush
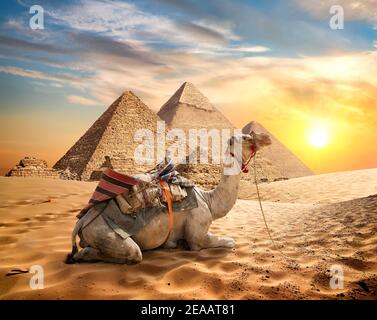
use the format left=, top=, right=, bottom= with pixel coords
left=125, top=249, right=142, bottom=264
left=121, top=237, right=142, bottom=264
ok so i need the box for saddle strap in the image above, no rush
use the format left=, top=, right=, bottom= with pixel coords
left=103, top=214, right=131, bottom=240
left=159, top=180, right=174, bottom=242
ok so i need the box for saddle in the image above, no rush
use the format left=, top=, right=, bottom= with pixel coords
left=114, top=181, right=188, bottom=215
left=77, top=156, right=195, bottom=219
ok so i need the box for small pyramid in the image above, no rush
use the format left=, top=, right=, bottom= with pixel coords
left=53, top=91, right=160, bottom=180
left=6, top=157, right=60, bottom=179
left=158, top=82, right=234, bottom=130
left=244, top=121, right=313, bottom=180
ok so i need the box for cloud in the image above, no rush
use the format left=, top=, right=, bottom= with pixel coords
left=2, top=1, right=375, bottom=124
left=2, top=17, right=51, bottom=41
left=66, top=95, right=99, bottom=106
left=68, top=33, right=162, bottom=66
left=293, top=0, right=377, bottom=23
left=177, top=21, right=229, bottom=45
left=2, top=0, right=375, bottom=122
left=0, top=66, right=87, bottom=86
left=155, top=0, right=204, bottom=16
left=228, top=46, right=271, bottom=53
left=0, top=35, right=71, bottom=54
left=47, top=0, right=240, bottom=49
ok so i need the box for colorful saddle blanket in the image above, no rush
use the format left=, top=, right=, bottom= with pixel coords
left=89, top=156, right=194, bottom=205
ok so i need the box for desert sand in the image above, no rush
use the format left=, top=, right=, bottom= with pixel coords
left=0, top=169, right=376, bottom=299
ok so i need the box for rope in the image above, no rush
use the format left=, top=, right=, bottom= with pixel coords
left=252, top=154, right=291, bottom=259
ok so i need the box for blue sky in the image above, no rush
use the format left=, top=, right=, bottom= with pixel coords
left=0, top=0, right=376, bottom=109
left=0, top=0, right=377, bottom=172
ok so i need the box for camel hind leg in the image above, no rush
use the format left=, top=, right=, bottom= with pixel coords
left=76, top=215, right=142, bottom=264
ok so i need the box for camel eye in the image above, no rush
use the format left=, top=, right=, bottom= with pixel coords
left=243, top=135, right=252, bottom=141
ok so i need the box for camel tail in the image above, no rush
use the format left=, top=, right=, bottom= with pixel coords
left=64, top=203, right=105, bottom=264
left=64, top=217, right=85, bottom=264
left=65, top=245, right=78, bottom=264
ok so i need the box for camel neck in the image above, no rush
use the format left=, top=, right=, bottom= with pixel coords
left=206, top=160, right=242, bottom=220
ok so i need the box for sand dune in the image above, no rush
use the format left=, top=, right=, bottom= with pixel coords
left=239, top=168, right=377, bottom=204
left=0, top=171, right=376, bottom=299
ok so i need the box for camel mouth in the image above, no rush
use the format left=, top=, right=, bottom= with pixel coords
left=254, top=133, right=272, bottom=147
left=264, top=136, right=272, bottom=146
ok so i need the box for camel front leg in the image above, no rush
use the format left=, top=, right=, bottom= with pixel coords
left=184, top=206, right=235, bottom=251
left=188, top=232, right=235, bottom=251
left=162, top=240, right=178, bottom=249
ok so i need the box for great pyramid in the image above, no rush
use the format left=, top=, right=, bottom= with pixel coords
left=158, top=82, right=312, bottom=189
left=53, top=91, right=160, bottom=181
left=158, top=82, right=234, bottom=130
left=158, top=82, right=236, bottom=189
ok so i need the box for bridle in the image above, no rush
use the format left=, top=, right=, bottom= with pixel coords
left=240, top=143, right=257, bottom=173
left=229, top=137, right=257, bottom=173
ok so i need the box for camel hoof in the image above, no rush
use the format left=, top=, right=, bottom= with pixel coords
left=162, top=240, right=178, bottom=249
left=222, top=237, right=235, bottom=248
left=65, top=253, right=76, bottom=264
left=73, top=247, right=101, bottom=263
left=125, top=251, right=142, bottom=264
left=189, top=243, right=201, bottom=251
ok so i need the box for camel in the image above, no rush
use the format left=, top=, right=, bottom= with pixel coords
left=70, top=123, right=271, bottom=264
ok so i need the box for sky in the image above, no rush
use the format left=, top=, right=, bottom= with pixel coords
left=0, top=0, right=376, bottom=174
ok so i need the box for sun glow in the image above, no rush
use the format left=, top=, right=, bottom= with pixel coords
left=308, top=126, right=330, bottom=148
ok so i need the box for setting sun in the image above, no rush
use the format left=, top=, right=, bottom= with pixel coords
left=308, top=127, right=330, bottom=148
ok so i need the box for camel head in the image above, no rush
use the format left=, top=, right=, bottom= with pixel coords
left=242, top=121, right=271, bottom=149
left=227, top=122, right=272, bottom=172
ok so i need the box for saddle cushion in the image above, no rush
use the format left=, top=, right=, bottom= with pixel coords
left=101, top=187, right=199, bottom=237
left=115, top=182, right=188, bottom=215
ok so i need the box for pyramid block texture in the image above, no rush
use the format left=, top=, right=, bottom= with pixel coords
left=158, top=82, right=234, bottom=130
left=158, top=82, right=236, bottom=189
left=158, top=82, right=312, bottom=188
left=54, top=83, right=313, bottom=187
left=241, top=121, right=313, bottom=182
left=53, top=91, right=160, bottom=181
left=7, top=157, right=60, bottom=179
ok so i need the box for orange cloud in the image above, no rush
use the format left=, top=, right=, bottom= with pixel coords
left=2, top=49, right=377, bottom=174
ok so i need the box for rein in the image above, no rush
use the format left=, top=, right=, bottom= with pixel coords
left=230, top=141, right=290, bottom=258
left=229, top=143, right=256, bottom=173
left=252, top=155, right=283, bottom=255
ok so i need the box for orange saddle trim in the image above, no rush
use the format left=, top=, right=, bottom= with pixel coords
left=159, top=180, right=174, bottom=240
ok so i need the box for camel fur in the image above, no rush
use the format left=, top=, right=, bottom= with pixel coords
left=71, top=123, right=271, bottom=264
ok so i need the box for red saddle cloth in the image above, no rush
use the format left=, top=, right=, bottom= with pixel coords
left=89, top=168, right=140, bottom=205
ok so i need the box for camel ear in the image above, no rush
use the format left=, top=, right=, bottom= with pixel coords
left=242, top=122, right=254, bottom=135
left=228, top=136, right=242, bottom=146
left=228, top=136, right=235, bottom=146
